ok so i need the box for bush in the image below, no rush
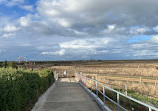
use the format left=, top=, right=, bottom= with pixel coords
left=0, top=62, right=2, bottom=67
left=0, top=68, right=55, bottom=111
left=1, top=61, right=7, bottom=68
left=8, top=61, right=17, bottom=69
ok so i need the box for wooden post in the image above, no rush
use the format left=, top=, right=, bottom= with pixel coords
left=96, top=74, right=98, bottom=80
left=92, top=76, right=94, bottom=86
left=125, top=84, right=128, bottom=95
left=140, top=77, right=142, bottom=84
left=155, top=79, right=157, bottom=95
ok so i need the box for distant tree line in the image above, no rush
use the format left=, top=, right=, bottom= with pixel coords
left=0, top=61, right=18, bottom=68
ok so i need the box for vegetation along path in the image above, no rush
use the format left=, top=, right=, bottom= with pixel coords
left=34, top=78, right=102, bottom=111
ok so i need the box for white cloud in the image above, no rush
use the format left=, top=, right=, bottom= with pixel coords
left=19, top=15, right=31, bottom=27
left=150, top=35, right=158, bottom=43
left=108, top=24, right=116, bottom=31
left=37, top=0, right=158, bottom=29
left=73, top=29, right=88, bottom=36
left=137, top=27, right=149, bottom=34
left=130, top=26, right=149, bottom=35
left=58, top=19, right=71, bottom=27
left=40, top=37, right=111, bottom=58
left=19, top=5, right=34, bottom=12
left=1, top=0, right=158, bottom=60
left=3, top=25, right=19, bottom=32
left=133, top=50, right=158, bottom=57
left=153, top=26, right=158, bottom=32
left=0, top=49, right=6, bottom=53
left=60, top=38, right=110, bottom=49
left=41, top=49, right=65, bottom=56
left=2, top=33, right=15, bottom=38
left=102, top=24, right=116, bottom=34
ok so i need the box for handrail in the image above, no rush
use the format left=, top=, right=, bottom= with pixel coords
left=55, top=72, right=58, bottom=81
left=75, top=72, right=158, bottom=111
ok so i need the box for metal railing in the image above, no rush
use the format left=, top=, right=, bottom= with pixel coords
left=75, top=72, right=158, bottom=111
left=55, top=72, right=58, bottom=81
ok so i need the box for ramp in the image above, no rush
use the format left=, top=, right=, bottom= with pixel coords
left=34, top=78, right=102, bottom=111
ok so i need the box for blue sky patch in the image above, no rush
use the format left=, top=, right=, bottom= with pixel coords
left=128, top=35, right=152, bottom=43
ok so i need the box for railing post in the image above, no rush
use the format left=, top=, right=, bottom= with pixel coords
left=86, top=78, right=88, bottom=88
left=82, top=75, right=83, bottom=82
left=96, top=81, right=98, bottom=96
left=117, top=92, right=120, bottom=111
left=55, top=72, right=58, bottom=81
left=91, top=79, right=92, bottom=91
left=103, top=87, right=105, bottom=103
left=149, top=107, right=151, bottom=111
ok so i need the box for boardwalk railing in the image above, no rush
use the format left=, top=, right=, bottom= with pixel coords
left=75, top=72, right=158, bottom=111
left=55, top=72, right=58, bottom=81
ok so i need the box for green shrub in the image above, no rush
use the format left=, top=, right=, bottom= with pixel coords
left=1, top=61, right=7, bottom=68
left=0, top=68, right=55, bottom=111
left=8, top=61, right=17, bottom=69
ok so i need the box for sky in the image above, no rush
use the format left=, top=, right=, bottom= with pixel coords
left=0, top=0, right=158, bottom=61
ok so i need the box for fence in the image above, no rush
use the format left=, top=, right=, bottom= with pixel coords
left=75, top=72, right=158, bottom=111
left=54, top=72, right=58, bottom=81
left=78, top=71, right=158, bottom=98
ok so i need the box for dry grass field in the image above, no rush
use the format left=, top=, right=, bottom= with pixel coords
left=21, top=60, right=158, bottom=108
left=49, top=60, right=158, bottom=108
left=74, top=62, right=158, bottom=98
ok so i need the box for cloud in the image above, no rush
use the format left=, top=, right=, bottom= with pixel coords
left=133, top=50, right=158, bottom=57
left=41, top=49, right=65, bottom=56
left=37, top=0, right=158, bottom=28
left=1, top=0, right=158, bottom=60
left=35, top=0, right=158, bottom=38
left=3, top=25, right=19, bottom=32
left=40, top=37, right=112, bottom=59
left=19, top=5, right=34, bottom=12
left=0, top=0, right=24, bottom=6
left=59, top=38, right=110, bottom=49
left=19, top=15, right=32, bottom=27
left=2, top=33, right=15, bottom=38
left=58, top=19, right=71, bottom=27
left=130, top=35, right=158, bottom=58
left=150, top=35, right=158, bottom=43
left=107, top=24, right=116, bottom=31
left=130, top=26, right=150, bottom=35
left=0, top=49, right=6, bottom=53
left=153, top=26, right=158, bottom=32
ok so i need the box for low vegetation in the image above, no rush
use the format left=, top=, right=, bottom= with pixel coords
left=0, top=68, right=55, bottom=111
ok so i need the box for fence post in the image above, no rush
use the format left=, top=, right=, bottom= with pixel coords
left=155, top=79, right=157, bottom=95
left=103, top=87, right=105, bottom=103
left=54, top=71, right=56, bottom=76
left=117, top=93, right=120, bottom=111
left=96, top=74, right=98, bottom=80
left=55, top=72, right=58, bottom=81
left=96, top=81, right=98, bottom=96
left=81, top=75, right=83, bottom=82
left=91, top=79, right=92, bottom=91
left=125, top=84, right=128, bottom=95
left=86, top=78, right=88, bottom=88
left=140, top=77, right=142, bottom=84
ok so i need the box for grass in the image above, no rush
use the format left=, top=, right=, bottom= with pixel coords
left=88, top=86, right=157, bottom=111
